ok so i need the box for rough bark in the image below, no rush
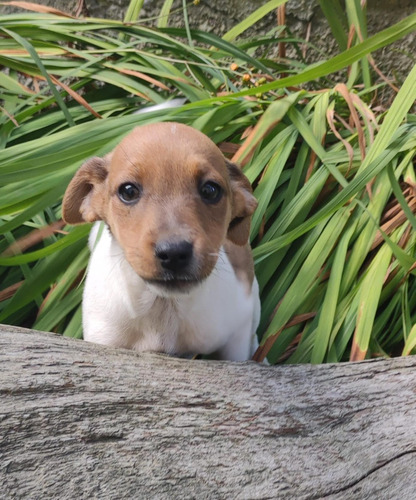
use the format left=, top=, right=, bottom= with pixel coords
left=1, top=325, right=416, bottom=499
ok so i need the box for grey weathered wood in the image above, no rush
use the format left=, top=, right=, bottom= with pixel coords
left=1, top=324, right=416, bottom=499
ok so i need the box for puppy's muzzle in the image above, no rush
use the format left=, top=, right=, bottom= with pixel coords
left=147, top=239, right=199, bottom=293
left=155, top=239, right=194, bottom=274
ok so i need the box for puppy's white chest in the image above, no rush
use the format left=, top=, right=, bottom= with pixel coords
left=124, top=297, right=192, bottom=355
left=82, top=225, right=259, bottom=360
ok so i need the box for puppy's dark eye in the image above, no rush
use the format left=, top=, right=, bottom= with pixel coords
left=199, top=181, right=223, bottom=204
left=118, top=183, right=142, bottom=204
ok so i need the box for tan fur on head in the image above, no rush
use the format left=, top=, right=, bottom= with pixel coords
left=62, top=122, right=257, bottom=283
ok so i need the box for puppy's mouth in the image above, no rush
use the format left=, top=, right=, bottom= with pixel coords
left=144, top=274, right=202, bottom=294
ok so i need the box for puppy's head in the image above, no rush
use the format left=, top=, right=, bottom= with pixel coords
left=63, top=122, right=257, bottom=294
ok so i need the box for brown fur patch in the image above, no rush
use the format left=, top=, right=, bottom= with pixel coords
left=223, top=240, right=255, bottom=294
left=225, top=159, right=258, bottom=246
left=62, top=155, right=110, bottom=223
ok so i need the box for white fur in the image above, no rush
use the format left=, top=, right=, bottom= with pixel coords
left=83, top=224, right=260, bottom=361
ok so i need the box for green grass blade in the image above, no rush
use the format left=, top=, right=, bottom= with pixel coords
left=123, top=0, right=145, bottom=22
left=0, top=71, right=34, bottom=95
left=350, top=242, right=393, bottom=360
left=252, top=131, right=298, bottom=236
left=222, top=0, right=288, bottom=42
left=62, top=304, right=83, bottom=338
left=402, top=324, right=416, bottom=356
left=387, top=164, right=416, bottom=233
left=401, top=281, right=412, bottom=340
left=182, top=0, right=193, bottom=47
left=287, top=106, right=348, bottom=188
left=311, top=218, right=357, bottom=363
left=1, top=27, right=75, bottom=127
left=157, top=0, right=175, bottom=28
left=318, top=0, right=348, bottom=51
left=237, top=92, right=303, bottom=167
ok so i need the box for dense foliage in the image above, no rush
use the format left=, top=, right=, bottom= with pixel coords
left=0, top=0, right=415, bottom=363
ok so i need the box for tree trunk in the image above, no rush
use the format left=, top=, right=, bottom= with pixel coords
left=1, top=325, right=416, bottom=499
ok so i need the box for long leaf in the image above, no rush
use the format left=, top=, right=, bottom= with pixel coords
left=1, top=27, right=75, bottom=127
left=350, top=242, right=393, bottom=361
left=222, top=0, right=288, bottom=42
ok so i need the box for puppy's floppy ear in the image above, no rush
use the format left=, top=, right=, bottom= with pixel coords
left=225, top=159, right=258, bottom=246
left=62, top=154, right=111, bottom=224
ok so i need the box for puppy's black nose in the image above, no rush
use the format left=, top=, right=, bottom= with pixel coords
left=155, top=240, right=194, bottom=273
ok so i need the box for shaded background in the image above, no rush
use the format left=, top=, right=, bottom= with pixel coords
left=1, top=0, right=415, bottom=82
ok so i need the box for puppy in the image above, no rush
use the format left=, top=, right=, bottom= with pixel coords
left=62, top=122, right=260, bottom=361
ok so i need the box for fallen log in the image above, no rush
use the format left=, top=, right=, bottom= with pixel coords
left=1, top=325, right=416, bottom=499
